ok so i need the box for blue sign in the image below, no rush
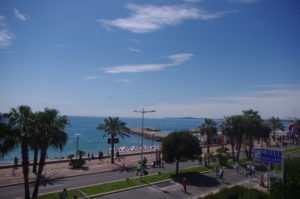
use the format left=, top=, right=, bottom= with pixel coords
left=252, top=148, right=282, bottom=164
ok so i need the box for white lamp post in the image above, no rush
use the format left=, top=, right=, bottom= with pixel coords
left=134, top=108, right=156, bottom=180
left=75, top=134, right=80, bottom=159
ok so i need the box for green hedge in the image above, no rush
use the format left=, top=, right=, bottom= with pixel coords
left=199, top=186, right=270, bottom=199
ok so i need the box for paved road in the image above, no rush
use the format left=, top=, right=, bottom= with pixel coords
left=2, top=150, right=299, bottom=199
left=1, top=160, right=202, bottom=199
left=95, top=167, right=258, bottom=199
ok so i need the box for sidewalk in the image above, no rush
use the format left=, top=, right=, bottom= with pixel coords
left=0, top=142, right=272, bottom=187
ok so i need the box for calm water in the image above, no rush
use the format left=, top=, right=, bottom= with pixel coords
left=1, top=116, right=291, bottom=163
left=1, top=116, right=206, bottom=163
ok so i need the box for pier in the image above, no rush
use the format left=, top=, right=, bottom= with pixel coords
left=129, top=128, right=167, bottom=142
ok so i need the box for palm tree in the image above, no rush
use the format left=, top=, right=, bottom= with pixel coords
left=267, top=117, right=284, bottom=142
left=221, top=115, right=245, bottom=162
left=97, top=117, right=129, bottom=164
left=199, top=118, right=218, bottom=155
left=243, top=109, right=262, bottom=159
left=31, top=108, right=69, bottom=199
left=0, top=106, right=34, bottom=199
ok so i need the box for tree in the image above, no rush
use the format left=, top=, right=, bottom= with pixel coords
left=267, top=117, right=284, bottom=142
left=97, top=117, right=129, bottom=164
left=161, top=131, right=201, bottom=175
left=294, top=120, right=300, bottom=136
left=242, top=110, right=262, bottom=159
left=0, top=106, right=35, bottom=199
left=199, top=119, right=218, bottom=155
left=221, top=115, right=245, bottom=162
left=271, top=157, right=300, bottom=199
left=31, top=108, right=69, bottom=199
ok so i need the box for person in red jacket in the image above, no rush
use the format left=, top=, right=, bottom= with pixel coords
left=182, top=177, right=187, bottom=193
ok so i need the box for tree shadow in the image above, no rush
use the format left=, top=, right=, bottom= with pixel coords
left=171, top=171, right=221, bottom=187
left=29, top=174, right=67, bottom=187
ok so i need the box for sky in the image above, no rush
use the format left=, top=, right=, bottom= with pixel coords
left=0, top=0, right=300, bottom=119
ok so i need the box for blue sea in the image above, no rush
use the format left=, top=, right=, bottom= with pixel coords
left=0, top=116, right=207, bottom=163
left=0, top=116, right=291, bottom=163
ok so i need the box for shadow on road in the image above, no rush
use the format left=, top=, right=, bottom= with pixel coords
left=172, top=171, right=221, bottom=187
left=29, top=174, right=67, bottom=187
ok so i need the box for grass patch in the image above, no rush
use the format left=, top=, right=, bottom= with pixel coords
left=36, top=157, right=255, bottom=198
left=284, top=146, right=300, bottom=154
left=38, top=164, right=216, bottom=199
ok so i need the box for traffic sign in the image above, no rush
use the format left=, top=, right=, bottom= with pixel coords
left=252, top=148, right=282, bottom=164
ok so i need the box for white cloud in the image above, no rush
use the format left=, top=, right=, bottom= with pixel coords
left=128, top=48, right=142, bottom=53
left=103, top=53, right=193, bottom=73
left=0, top=30, right=14, bottom=47
left=167, top=53, right=194, bottom=64
left=148, top=88, right=300, bottom=119
left=13, top=8, right=29, bottom=21
left=229, top=0, right=262, bottom=3
left=115, top=79, right=131, bottom=83
left=99, top=4, right=229, bottom=33
left=250, top=84, right=300, bottom=89
left=83, top=75, right=103, bottom=80
left=104, top=63, right=173, bottom=73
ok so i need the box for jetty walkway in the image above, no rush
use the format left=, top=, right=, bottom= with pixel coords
left=129, top=128, right=167, bottom=141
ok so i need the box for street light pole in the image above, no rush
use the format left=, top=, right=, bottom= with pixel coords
left=75, top=134, right=80, bottom=159
left=134, top=108, right=156, bottom=180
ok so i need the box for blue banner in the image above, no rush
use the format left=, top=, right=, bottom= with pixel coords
left=252, top=148, right=282, bottom=164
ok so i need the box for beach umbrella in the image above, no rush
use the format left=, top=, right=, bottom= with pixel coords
left=130, top=146, right=137, bottom=151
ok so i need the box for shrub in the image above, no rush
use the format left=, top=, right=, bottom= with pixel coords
left=69, top=159, right=86, bottom=168
left=199, top=186, right=270, bottom=199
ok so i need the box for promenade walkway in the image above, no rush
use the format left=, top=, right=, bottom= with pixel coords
left=0, top=141, right=283, bottom=187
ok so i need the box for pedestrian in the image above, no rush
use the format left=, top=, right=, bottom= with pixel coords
left=235, top=162, right=239, bottom=174
left=136, top=161, right=141, bottom=176
left=14, top=156, right=18, bottom=169
left=251, top=164, right=256, bottom=177
left=199, top=156, right=203, bottom=165
left=91, top=153, right=94, bottom=160
left=143, top=156, right=147, bottom=168
left=182, top=177, right=187, bottom=193
left=99, top=151, right=103, bottom=161
left=116, top=151, right=120, bottom=161
left=60, top=188, right=68, bottom=199
left=215, top=166, right=220, bottom=178
left=87, top=152, right=90, bottom=160
left=219, top=168, right=224, bottom=181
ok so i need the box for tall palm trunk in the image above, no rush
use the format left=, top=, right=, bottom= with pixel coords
left=175, top=160, right=179, bottom=176
left=249, top=135, right=253, bottom=159
left=32, top=148, right=47, bottom=199
left=111, top=135, right=115, bottom=164
left=32, top=146, right=38, bottom=173
left=230, top=140, right=235, bottom=162
left=21, top=138, right=30, bottom=199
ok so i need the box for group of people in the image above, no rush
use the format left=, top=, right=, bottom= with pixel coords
left=215, top=167, right=224, bottom=180
left=86, top=151, right=104, bottom=161
left=246, top=163, right=256, bottom=178
left=136, top=157, right=148, bottom=176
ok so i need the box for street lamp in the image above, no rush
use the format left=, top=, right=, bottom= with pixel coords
left=134, top=108, right=156, bottom=180
left=75, top=134, right=80, bottom=159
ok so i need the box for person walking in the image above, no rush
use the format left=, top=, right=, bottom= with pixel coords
left=136, top=161, right=141, bottom=176
left=182, top=177, right=187, bottom=193
left=235, top=162, right=240, bottom=174
left=215, top=166, right=220, bottom=178
left=219, top=168, right=224, bottom=182
left=14, top=156, right=18, bottom=169
left=60, top=188, right=68, bottom=199
left=116, top=151, right=120, bottom=161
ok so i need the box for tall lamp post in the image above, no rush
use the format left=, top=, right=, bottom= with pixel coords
left=134, top=108, right=156, bottom=180
left=75, top=133, right=80, bottom=159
